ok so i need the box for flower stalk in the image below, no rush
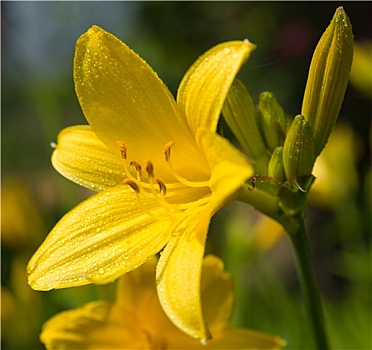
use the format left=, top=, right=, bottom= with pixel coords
left=236, top=184, right=281, bottom=217
left=238, top=187, right=330, bottom=349
left=289, top=221, right=329, bottom=349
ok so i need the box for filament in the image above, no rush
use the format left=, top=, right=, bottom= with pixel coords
left=163, top=141, right=210, bottom=188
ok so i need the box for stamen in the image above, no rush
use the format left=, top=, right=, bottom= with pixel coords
left=116, top=141, right=137, bottom=182
left=173, top=196, right=210, bottom=210
left=123, top=179, right=140, bottom=193
left=163, top=141, right=210, bottom=188
left=116, top=141, right=127, bottom=160
left=155, top=177, right=167, bottom=196
left=130, top=161, right=142, bottom=177
left=116, top=142, right=212, bottom=226
left=163, top=141, right=174, bottom=162
left=145, top=161, right=176, bottom=212
left=146, top=161, right=155, bottom=178
left=135, top=190, right=179, bottom=222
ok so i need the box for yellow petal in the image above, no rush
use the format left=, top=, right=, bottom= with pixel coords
left=200, top=255, right=234, bottom=335
left=177, top=40, right=256, bottom=134
left=197, top=129, right=253, bottom=204
left=116, top=258, right=185, bottom=346
left=52, top=125, right=124, bottom=191
left=116, top=256, right=158, bottom=313
left=166, top=327, right=285, bottom=350
left=156, top=214, right=211, bottom=341
left=203, top=328, right=286, bottom=349
left=40, top=301, right=146, bottom=349
left=28, top=185, right=172, bottom=291
left=74, top=25, right=204, bottom=175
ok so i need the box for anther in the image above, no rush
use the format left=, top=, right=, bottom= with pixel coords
left=155, top=177, right=167, bottom=196
left=146, top=161, right=155, bottom=178
left=130, top=161, right=142, bottom=176
left=116, top=141, right=127, bottom=160
left=123, top=178, right=140, bottom=193
left=163, top=141, right=174, bottom=162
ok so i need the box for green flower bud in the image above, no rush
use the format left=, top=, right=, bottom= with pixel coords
left=268, top=146, right=285, bottom=183
left=301, top=6, right=354, bottom=157
left=283, top=115, right=315, bottom=179
left=258, top=92, right=287, bottom=153
left=222, top=79, right=269, bottom=174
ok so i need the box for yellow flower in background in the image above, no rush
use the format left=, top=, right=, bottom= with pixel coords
left=28, top=26, right=255, bottom=340
left=1, top=177, right=46, bottom=250
left=349, top=41, right=372, bottom=98
left=40, top=255, right=285, bottom=349
left=309, top=124, right=359, bottom=210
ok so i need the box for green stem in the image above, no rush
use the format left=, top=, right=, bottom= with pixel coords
left=289, top=219, right=329, bottom=349
left=237, top=185, right=329, bottom=348
left=236, top=185, right=280, bottom=217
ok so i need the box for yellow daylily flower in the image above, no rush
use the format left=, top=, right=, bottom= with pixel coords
left=28, top=26, right=256, bottom=340
left=40, top=255, right=286, bottom=349
left=309, top=124, right=359, bottom=209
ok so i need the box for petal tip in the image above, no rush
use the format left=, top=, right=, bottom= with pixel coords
left=85, top=25, right=104, bottom=37
left=243, top=38, right=257, bottom=49
left=27, top=274, right=52, bottom=292
left=27, top=263, right=54, bottom=291
left=78, top=25, right=105, bottom=47
left=89, top=25, right=101, bottom=33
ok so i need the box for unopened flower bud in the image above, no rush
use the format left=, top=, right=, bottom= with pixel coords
left=283, top=115, right=315, bottom=179
left=301, top=6, right=354, bottom=157
left=222, top=79, right=269, bottom=174
left=258, top=92, right=287, bottom=152
left=268, top=146, right=285, bottom=183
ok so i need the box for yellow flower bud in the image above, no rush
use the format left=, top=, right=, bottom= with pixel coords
left=283, top=115, right=315, bottom=179
left=301, top=6, right=354, bottom=157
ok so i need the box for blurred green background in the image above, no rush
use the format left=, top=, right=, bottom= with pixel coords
left=2, top=2, right=371, bottom=349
